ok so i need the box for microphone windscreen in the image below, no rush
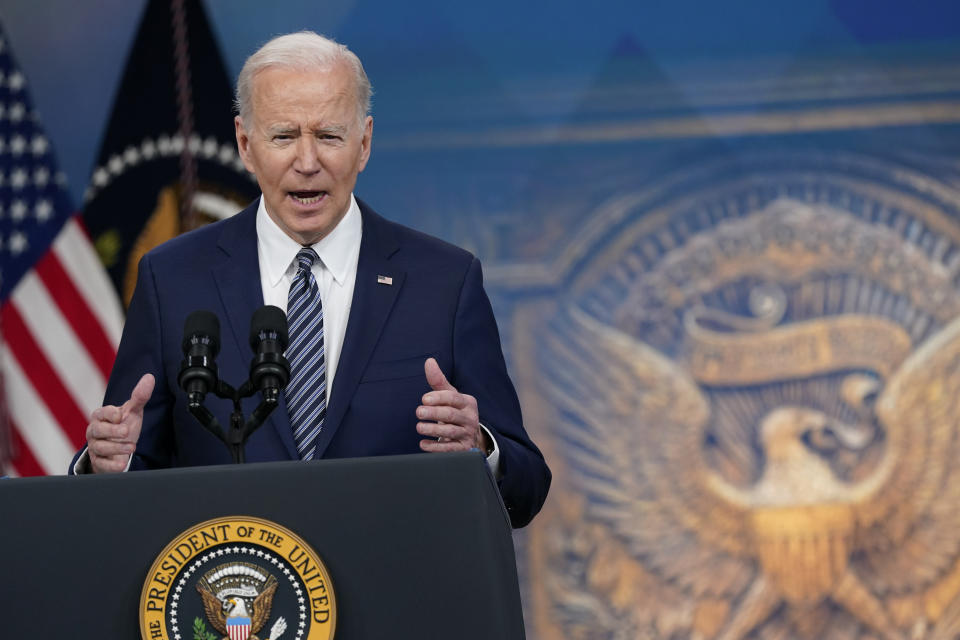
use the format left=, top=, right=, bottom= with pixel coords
left=250, top=305, right=289, bottom=351
left=182, top=310, right=220, bottom=355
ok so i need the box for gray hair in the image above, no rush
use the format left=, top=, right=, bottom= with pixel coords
left=235, top=31, right=372, bottom=130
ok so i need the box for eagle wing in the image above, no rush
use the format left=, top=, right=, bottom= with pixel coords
left=538, top=306, right=753, bottom=597
left=250, top=577, right=278, bottom=633
left=196, top=583, right=228, bottom=635
left=854, top=314, right=960, bottom=599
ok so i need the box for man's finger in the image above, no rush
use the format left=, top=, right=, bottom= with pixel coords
left=416, top=421, right=464, bottom=441
left=91, top=405, right=123, bottom=424
left=89, top=439, right=136, bottom=457
left=424, top=358, right=455, bottom=392
left=87, top=420, right=130, bottom=442
left=421, top=389, right=470, bottom=408
left=417, top=404, right=462, bottom=425
left=419, top=438, right=466, bottom=453
left=122, top=373, right=155, bottom=416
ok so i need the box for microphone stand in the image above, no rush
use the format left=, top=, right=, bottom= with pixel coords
left=179, top=307, right=289, bottom=464
left=183, top=379, right=280, bottom=464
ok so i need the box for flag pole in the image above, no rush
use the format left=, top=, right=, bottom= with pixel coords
left=170, top=0, right=199, bottom=232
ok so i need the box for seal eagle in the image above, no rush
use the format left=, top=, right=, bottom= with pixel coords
left=542, top=306, right=960, bottom=639
left=197, top=575, right=279, bottom=640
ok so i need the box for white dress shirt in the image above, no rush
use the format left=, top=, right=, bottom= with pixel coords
left=256, top=194, right=362, bottom=402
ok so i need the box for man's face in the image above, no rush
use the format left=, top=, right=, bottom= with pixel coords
left=235, top=63, right=372, bottom=245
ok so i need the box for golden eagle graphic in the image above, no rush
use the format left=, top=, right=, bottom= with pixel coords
left=197, top=573, right=279, bottom=640
left=541, top=306, right=960, bottom=640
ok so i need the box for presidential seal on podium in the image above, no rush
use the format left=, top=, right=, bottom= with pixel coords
left=140, top=516, right=335, bottom=640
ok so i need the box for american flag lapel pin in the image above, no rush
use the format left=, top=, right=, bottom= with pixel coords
left=377, top=275, right=393, bottom=285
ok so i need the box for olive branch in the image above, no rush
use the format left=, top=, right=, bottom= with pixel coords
left=193, top=617, right=217, bottom=640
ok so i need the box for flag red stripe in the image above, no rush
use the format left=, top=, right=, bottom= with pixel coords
left=1, top=303, right=88, bottom=449
left=34, top=249, right=116, bottom=378
left=8, top=418, right=45, bottom=477
left=71, top=213, right=92, bottom=237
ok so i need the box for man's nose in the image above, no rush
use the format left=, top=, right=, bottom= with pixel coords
left=293, top=137, right=322, bottom=173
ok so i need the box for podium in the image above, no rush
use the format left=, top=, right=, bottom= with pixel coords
left=0, top=451, right=525, bottom=639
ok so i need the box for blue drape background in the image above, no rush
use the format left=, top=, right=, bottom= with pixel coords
left=7, top=1, right=960, bottom=637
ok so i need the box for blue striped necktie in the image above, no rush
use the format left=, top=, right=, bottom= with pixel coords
left=285, top=247, right=326, bottom=460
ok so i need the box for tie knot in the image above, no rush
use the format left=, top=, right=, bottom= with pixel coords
left=295, top=247, right=318, bottom=273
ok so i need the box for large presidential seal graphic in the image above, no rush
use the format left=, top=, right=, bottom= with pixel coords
left=140, top=517, right=335, bottom=640
left=519, top=153, right=960, bottom=639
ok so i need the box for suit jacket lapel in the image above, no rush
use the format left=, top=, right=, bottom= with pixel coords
left=313, top=201, right=404, bottom=458
left=212, top=201, right=299, bottom=460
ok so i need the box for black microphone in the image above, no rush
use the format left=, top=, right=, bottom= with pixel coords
left=177, top=310, right=220, bottom=407
left=249, top=305, right=290, bottom=403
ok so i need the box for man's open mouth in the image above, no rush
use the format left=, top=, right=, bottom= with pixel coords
left=290, top=191, right=326, bottom=204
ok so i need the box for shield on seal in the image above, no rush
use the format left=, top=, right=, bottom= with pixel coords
left=226, top=616, right=251, bottom=640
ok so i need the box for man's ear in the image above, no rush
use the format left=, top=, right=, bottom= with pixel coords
left=357, top=115, right=373, bottom=173
left=234, top=115, right=255, bottom=174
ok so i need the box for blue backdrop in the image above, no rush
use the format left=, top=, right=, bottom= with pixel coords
left=7, top=1, right=960, bottom=638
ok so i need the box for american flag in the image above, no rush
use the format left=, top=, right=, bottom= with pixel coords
left=0, top=24, right=123, bottom=475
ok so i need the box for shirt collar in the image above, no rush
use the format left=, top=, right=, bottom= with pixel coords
left=256, top=194, right=363, bottom=287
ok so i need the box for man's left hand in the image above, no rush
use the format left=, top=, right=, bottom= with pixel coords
left=417, top=357, right=490, bottom=453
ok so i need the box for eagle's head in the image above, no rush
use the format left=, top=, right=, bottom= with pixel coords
left=760, top=406, right=871, bottom=464
left=227, top=597, right=250, bottom=618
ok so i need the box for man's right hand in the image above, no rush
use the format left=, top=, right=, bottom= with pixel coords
left=85, top=373, right=155, bottom=473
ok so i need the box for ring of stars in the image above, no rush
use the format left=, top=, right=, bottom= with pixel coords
left=84, top=132, right=255, bottom=203
left=167, top=544, right=308, bottom=640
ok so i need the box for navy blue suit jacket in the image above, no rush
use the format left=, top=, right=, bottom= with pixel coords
left=72, top=199, right=549, bottom=527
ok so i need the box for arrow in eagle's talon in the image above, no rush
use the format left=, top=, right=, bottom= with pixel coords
left=268, top=617, right=287, bottom=640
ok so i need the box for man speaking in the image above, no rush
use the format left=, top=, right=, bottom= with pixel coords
left=71, top=31, right=550, bottom=528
